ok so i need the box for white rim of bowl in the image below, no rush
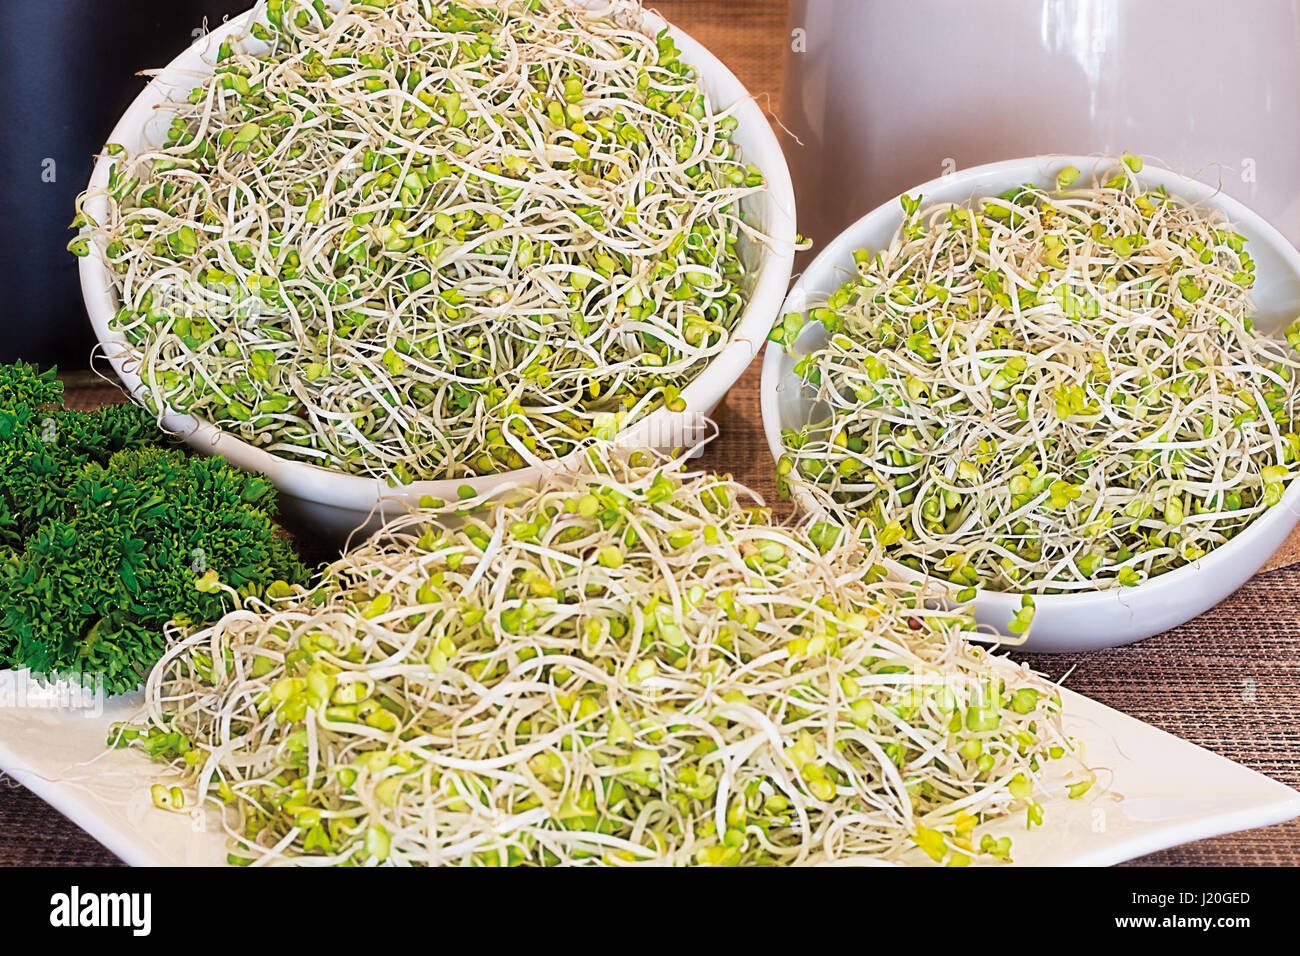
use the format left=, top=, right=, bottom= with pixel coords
left=78, top=3, right=797, bottom=510
left=761, top=153, right=1300, bottom=616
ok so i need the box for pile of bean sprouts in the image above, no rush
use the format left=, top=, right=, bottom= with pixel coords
left=72, top=0, right=765, bottom=482
left=118, top=452, right=1083, bottom=866
left=776, top=159, right=1300, bottom=594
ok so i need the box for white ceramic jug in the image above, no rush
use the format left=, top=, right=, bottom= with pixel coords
left=782, top=0, right=1300, bottom=250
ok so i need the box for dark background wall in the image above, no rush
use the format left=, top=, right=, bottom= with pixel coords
left=0, top=0, right=249, bottom=369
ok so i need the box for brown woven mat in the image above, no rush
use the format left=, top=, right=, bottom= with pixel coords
left=5, top=364, right=1298, bottom=866
left=5, top=1, right=1298, bottom=867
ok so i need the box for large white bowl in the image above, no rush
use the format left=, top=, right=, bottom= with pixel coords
left=762, top=155, right=1300, bottom=652
left=79, top=3, right=796, bottom=539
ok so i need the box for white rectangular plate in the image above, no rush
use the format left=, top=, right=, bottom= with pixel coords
left=1, top=674, right=1297, bottom=866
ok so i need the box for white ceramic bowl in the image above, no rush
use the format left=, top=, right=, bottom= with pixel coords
left=761, top=155, right=1300, bottom=652
left=78, top=3, right=796, bottom=540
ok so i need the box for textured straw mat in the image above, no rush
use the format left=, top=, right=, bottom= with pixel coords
left=4, top=366, right=1298, bottom=866
left=4, top=0, right=1298, bottom=867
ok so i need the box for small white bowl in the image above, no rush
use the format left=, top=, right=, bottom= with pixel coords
left=761, top=155, right=1300, bottom=652
left=78, top=4, right=796, bottom=539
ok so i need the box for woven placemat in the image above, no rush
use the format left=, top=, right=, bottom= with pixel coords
left=4, top=0, right=1297, bottom=867
left=4, top=363, right=1296, bottom=866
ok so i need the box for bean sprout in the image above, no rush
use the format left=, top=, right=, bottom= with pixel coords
left=73, top=0, right=766, bottom=482
left=119, top=450, right=1082, bottom=866
left=776, top=158, right=1300, bottom=594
